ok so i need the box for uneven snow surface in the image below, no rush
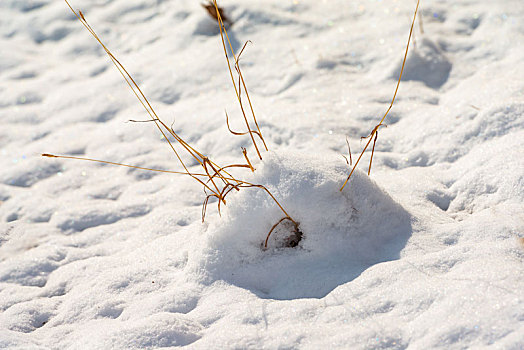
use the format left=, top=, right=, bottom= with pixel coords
left=1, top=0, right=523, bottom=349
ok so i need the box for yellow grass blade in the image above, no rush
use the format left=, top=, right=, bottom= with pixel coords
left=340, top=0, right=420, bottom=191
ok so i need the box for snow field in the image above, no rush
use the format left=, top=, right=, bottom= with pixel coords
left=0, top=0, right=523, bottom=348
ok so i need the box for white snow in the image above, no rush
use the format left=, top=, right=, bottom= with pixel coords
left=1, top=0, right=523, bottom=349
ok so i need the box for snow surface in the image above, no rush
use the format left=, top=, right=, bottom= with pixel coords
left=1, top=0, right=523, bottom=348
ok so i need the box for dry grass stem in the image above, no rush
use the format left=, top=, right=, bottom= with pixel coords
left=340, top=0, right=420, bottom=191
left=242, top=147, right=255, bottom=172
left=342, top=136, right=353, bottom=166
left=418, top=7, right=424, bottom=34
left=212, top=0, right=268, bottom=160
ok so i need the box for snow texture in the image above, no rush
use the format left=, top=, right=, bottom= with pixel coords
left=1, top=0, right=523, bottom=349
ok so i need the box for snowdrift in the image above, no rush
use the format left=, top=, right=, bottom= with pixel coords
left=191, top=151, right=411, bottom=299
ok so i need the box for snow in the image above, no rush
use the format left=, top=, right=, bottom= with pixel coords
left=1, top=0, right=523, bottom=349
left=190, top=152, right=411, bottom=300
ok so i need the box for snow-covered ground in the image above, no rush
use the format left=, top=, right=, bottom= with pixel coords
left=1, top=0, right=523, bottom=348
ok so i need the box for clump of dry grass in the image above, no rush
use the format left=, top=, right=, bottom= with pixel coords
left=44, top=0, right=421, bottom=248
left=44, top=0, right=300, bottom=248
left=202, top=1, right=232, bottom=26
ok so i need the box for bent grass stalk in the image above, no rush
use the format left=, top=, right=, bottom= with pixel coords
left=340, top=0, right=420, bottom=191
left=45, top=0, right=298, bottom=247
left=212, top=0, right=268, bottom=159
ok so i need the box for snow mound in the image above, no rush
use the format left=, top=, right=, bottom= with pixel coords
left=190, top=151, right=411, bottom=299
left=391, top=38, right=452, bottom=89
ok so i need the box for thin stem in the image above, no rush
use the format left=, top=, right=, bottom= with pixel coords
left=340, top=0, right=420, bottom=191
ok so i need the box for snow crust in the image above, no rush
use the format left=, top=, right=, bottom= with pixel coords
left=1, top=0, right=523, bottom=349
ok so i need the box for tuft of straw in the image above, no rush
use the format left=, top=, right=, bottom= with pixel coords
left=202, top=1, right=231, bottom=26
left=45, top=1, right=298, bottom=248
